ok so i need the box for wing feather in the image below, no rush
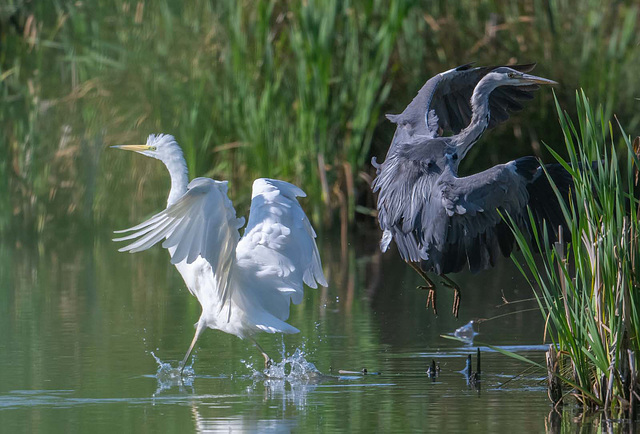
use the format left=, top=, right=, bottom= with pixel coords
left=234, top=178, right=327, bottom=328
left=385, top=63, right=540, bottom=141
left=114, top=177, right=243, bottom=307
left=435, top=157, right=571, bottom=273
left=376, top=153, right=573, bottom=275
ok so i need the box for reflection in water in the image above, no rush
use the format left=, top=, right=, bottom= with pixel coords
left=3, top=232, right=628, bottom=432
left=192, top=408, right=298, bottom=434
left=192, top=350, right=327, bottom=433
left=152, top=346, right=323, bottom=432
left=193, top=367, right=322, bottom=433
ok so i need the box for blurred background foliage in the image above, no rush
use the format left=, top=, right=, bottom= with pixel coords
left=1, top=0, right=639, bottom=243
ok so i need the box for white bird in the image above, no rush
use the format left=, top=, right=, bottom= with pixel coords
left=112, top=134, right=327, bottom=371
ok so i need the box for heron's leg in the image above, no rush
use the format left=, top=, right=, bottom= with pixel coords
left=439, top=274, right=462, bottom=317
left=250, top=337, right=272, bottom=369
left=408, top=262, right=438, bottom=315
left=179, top=318, right=206, bottom=374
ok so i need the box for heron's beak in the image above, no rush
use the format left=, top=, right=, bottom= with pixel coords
left=110, top=144, right=152, bottom=152
left=520, top=73, right=557, bottom=85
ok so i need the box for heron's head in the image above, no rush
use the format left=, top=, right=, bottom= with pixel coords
left=483, top=67, right=557, bottom=88
left=111, top=134, right=183, bottom=163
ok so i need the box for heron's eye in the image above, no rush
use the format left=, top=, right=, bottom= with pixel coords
left=427, top=161, right=434, bottom=169
left=507, top=72, right=517, bottom=78
left=452, top=153, right=458, bottom=160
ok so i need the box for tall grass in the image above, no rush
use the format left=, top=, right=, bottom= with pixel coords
left=1, top=1, right=639, bottom=240
left=509, top=91, right=639, bottom=416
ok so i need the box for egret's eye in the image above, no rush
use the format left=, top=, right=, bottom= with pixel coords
left=149, top=146, right=157, bottom=151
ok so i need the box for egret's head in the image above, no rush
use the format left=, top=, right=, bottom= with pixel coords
left=111, top=134, right=183, bottom=162
left=484, top=67, right=557, bottom=87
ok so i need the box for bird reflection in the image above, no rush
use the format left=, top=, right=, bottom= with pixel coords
left=192, top=407, right=298, bottom=434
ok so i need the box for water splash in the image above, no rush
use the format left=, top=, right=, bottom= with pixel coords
left=452, top=320, right=478, bottom=345
left=248, top=347, right=323, bottom=381
left=243, top=346, right=324, bottom=410
left=150, top=351, right=195, bottom=395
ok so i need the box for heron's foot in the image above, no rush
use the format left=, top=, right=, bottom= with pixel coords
left=439, top=275, right=462, bottom=317
left=452, top=287, right=461, bottom=318
left=418, top=285, right=438, bottom=315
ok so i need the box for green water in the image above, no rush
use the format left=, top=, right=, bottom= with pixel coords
left=0, top=229, right=624, bottom=433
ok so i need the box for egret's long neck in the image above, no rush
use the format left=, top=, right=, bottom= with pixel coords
left=164, top=153, right=189, bottom=207
left=452, top=76, right=500, bottom=160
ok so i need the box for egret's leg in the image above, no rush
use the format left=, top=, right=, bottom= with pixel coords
left=250, top=338, right=272, bottom=369
left=408, top=262, right=438, bottom=315
left=439, top=274, right=462, bottom=317
left=179, top=319, right=206, bottom=374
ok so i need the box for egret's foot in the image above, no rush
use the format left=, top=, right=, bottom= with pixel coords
left=419, top=285, right=438, bottom=315
left=260, top=351, right=273, bottom=370
left=250, top=338, right=273, bottom=370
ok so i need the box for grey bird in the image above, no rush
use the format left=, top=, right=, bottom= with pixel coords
left=372, top=64, right=570, bottom=316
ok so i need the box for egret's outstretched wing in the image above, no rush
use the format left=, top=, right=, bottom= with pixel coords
left=434, top=156, right=572, bottom=274
left=234, top=178, right=327, bottom=330
left=386, top=63, right=539, bottom=141
left=114, top=177, right=245, bottom=303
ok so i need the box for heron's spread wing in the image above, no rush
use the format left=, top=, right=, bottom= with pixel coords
left=235, top=178, right=327, bottom=327
left=114, top=177, right=245, bottom=303
left=435, top=157, right=571, bottom=273
left=372, top=142, right=448, bottom=263
left=386, top=63, right=539, bottom=140
left=375, top=154, right=572, bottom=274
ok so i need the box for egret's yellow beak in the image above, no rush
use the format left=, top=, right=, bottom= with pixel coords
left=111, top=144, right=153, bottom=152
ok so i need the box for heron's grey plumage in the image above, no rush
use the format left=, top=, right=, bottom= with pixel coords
left=373, top=64, right=564, bottom=281
left=385, top=63, right=539, bottom=144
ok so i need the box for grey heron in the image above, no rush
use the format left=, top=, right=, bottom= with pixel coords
left=372, top=64, right=569, bottom=317
left=112, top=134, right=327, bottom=372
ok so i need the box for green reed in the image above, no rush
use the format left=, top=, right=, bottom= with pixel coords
left=508, top=91, right=639, bottom=416
left=1, top=1, right=639, bottom=240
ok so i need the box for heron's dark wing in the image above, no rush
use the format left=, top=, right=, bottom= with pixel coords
left=372, top=143, right=448, bottom=263
left=436, top=157, right=571, bottom=273
left=387, top=63, right=539, bottom=140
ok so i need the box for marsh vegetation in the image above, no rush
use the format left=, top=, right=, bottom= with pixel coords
left=1, top=0, right=639, bottom=240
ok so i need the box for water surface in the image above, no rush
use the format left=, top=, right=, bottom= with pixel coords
left=0, top=229, right=610, bottom=433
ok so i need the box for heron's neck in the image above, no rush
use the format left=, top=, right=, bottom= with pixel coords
left=453, top=77, right=498, bottom=159
left=164, top=154, right=189, bottom=207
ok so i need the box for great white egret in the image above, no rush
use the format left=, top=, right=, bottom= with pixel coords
left=113, top=134, right=327, bottom=372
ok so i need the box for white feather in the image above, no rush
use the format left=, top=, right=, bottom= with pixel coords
left=114, top=138, right=326, bottom=344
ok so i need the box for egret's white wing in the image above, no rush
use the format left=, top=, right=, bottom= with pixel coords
left=234, top=178, right=327, bottom=330
left=114, top=177, right=245, bottom=304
